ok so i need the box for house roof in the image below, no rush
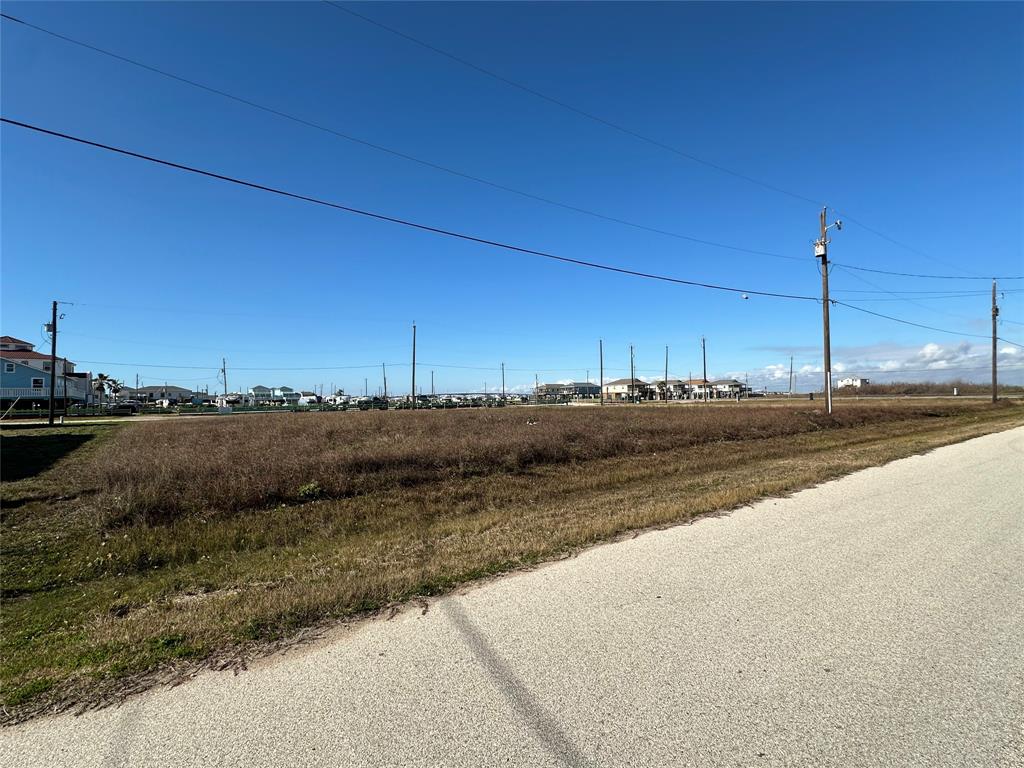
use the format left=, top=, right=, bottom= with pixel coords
left=684, top=378, right=708, bottom=385
left=710, top=379, right=744, bottom=386
left=604, top=378, right=650, bottom=386
left=0, top=350, right=73, bottom=364
left=0, top=335, right=32, bottom=346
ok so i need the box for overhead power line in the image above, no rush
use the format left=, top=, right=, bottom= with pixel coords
left=322, top=1, right=822, bottom=207
left=324, top=1, right=985, bottom=272
left=1, top=117, right=818, bottom=301
left=0, top=11, right=801, bottom=265
left=830, top=262, right=1024, bottom=281
left=833, top=301, right=1024, bottom=348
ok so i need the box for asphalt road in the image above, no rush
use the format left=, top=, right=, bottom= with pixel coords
left=4, top=427, right=1023, bottom=767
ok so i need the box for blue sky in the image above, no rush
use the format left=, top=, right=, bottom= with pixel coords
left=2, top=1, right=1022, bottom=394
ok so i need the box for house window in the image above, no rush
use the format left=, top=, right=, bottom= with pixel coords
left=32, top=377, right=44, bottom=389
left=3, top=362, right=13, bottom=373
left=43, top=363, right=52, bottom=372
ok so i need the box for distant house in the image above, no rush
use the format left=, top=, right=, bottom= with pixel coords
left=535, top=382, right=600, bottom=400
left=710, top=379, right=750, bottom=398
left=602, top=378, right=653, bottom=401
left=836, top=377, right=870, bottom=389
left=298, top=391, right=320, bottom=406
left=685, top=378, right=711, bottom=399
left=0, top=336, right=92, bottom=407
left=274, top=386, right=300, bottom=405
left=123, top=385, right=194, bottom=404
left=249, top=385, right=273, bottom=405
left=654, top=379, right=689, bottom=400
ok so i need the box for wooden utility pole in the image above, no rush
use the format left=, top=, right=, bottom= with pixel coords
left=431, top=370, right=435, bottom=397
left=629, top=345, right=636, bottom=403
left=815, top=207, right=841, bottom=415
left=664, top=345, right=669, bottom=401
left=221, top=358, right=227, bottom=398
left=411, top=322, right=417, bottom=409
left=599, top=339, right=604, bottom=405
left=47, top=300, right=57, bottom=426
left=788, top=355, right=794, bottom=397
left=501, top=362, right=505, bottom=402
left=992, top=280, right=999, bottom=404
left=701, top=336, right=708, bottom=402
left=382, top=363, right=388, bottom=408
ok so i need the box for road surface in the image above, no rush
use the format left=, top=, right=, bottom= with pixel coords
left=4, top=427, right=1023, bottom=767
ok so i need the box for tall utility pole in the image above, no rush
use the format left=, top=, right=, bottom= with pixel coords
left=46, top=303, right=57, bottom=428
left=788, top=356, right=794, bottom=397
left=629, top=345, right=636, bottom=403
left=364, top=377, right=368, bottom=398
left=664, top=345, right=669, bottom=402
left=599, top=339, right=604, bottom=405
left=701, top=336, right=708, bottom=402
left=815, top=207, right=842, bottom=415
left=411, top=322, right=417, bottom=409
left=221, top=358, right=227, bottom=398
left=382, top=363, right=388, bottom=407
left=431, top=370, right=435, bottom=397
left=992, top=280, right=999, bottom=404
left=501, top=362, right=506, bottom=402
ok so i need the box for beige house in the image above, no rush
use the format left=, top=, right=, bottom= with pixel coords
left=602, top=377, right=653, bottom=401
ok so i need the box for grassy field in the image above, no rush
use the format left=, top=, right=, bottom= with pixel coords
left=2, top=400, right=1022, bottom=722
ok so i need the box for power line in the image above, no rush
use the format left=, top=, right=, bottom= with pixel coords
left=323, top=1, right=822, bottom=207
left=324, top=1, right=985, bottom=271
left=833, top=301, right=1024, bottom=348
left=1, top=117, right=818, bottom=301
left=833, top=264, right=987, bottom=326
left=830, top=262, right=1024, bottom=281
left=831, top=287, right=1024, bottom=296
left=0, top=11, right=802, bottom=265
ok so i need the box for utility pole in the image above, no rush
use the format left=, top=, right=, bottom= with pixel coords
left=788, top=356, right=794, bottom=397
left=221, top=358, right=227, bottom=398
left=364, top=377, right=368, bottom=398
left=47, top=301, right=57, bottom=428
left=701, top=336, right=707, bottom=403
left=815, top=207, right=842, bottom=415
left=382, top=363, right=388, bottom=407
left=411, top=322, right=417, bottom=409
left=431, top=370, right=435, bottom=397
left=992, top=280, right=999, bottom=404
left=501, top=362, right=505, bottom=402
left=629, top=345, right=636, bottom=404
left=664, top=345, right=669, bottom=402
left=599, top=339, right=604, bottom=405
left=535, top=373, right=539, bottom=401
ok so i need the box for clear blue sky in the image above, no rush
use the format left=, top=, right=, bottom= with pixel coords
left=3, top=1, right=1022, bottom=394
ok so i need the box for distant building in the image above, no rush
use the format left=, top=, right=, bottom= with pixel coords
left=123, top=385, right=195, bottom=404
left=836, top=377, right=870, bottom=389
left=0, top=336, right=92, bottom=407
left=535, top=382, right=600, bottom=400
left=709, top=379, right=750, bottom=398
left=602, top=378, right=653, bottom=401
left=249, top=385, right=274, bottom=405
left=654, top=378, right=689, bottom=400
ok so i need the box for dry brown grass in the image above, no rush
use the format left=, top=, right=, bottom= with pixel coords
left=91, top=401, right=1002, bottom=523
left=3, top=400, right=1023, bottom=722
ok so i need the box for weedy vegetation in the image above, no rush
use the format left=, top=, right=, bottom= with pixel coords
left=2, top=399, right=1022, bottom=721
